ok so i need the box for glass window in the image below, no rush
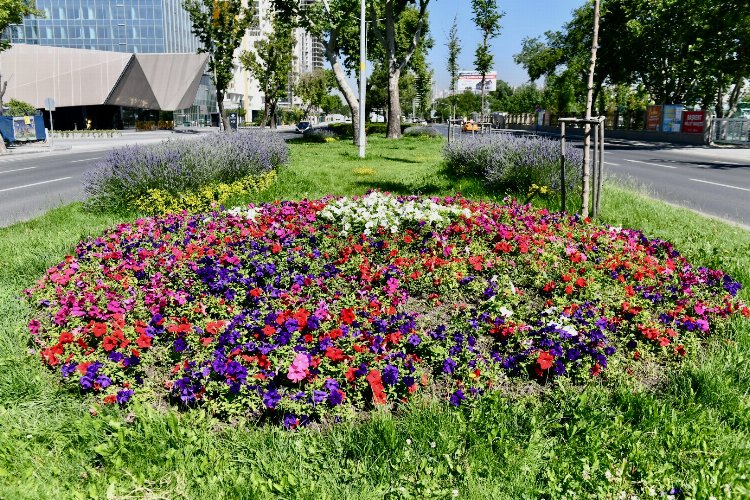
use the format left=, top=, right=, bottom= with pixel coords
left=67, top=7, right=79, bottom=19
left=56, top=7, right=66, bottom=19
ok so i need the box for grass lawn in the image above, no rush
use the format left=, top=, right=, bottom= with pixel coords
left=0, top=136, right=748, bottom=498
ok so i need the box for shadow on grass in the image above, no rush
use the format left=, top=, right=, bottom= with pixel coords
left=379, top=155, right=423, bottom=164
left=353, top=180, right=444, bottom=195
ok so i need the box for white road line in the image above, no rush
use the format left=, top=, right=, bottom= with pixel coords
left=0, top=166, right=36, bottom=174
left=624, top=159, right=677, bottom=169
left=690, top=178, right=750, bottom=192
left=603, top=161, right=620, bottom=166
left=70, top=156, right=102, bottom=163
left=0, top=177, right=72, bottom=193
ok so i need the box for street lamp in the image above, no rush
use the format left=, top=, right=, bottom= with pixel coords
left=358, top=0, right=366, bottom=158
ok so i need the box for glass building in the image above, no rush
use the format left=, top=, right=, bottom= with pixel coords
left=5, top=0, right=199, bottom=54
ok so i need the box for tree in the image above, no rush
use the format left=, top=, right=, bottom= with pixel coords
left=240, top=17, right=295, bottom=129
left=471, top=0, right=503, bottom=122
left=320, top=93, right=349, bottom=116
left=446, top=16, right=461, bottom=120
left=272, top=0, right=364, bottom=146
left=183, top=0, right=253, bottom=131
left=369, top=0, right=431, bottom=138
left=295, top=69, right=331, bottom=118
left=6, top=98, right=36, bottom=116
left=581, top=0, right=601, bottom=218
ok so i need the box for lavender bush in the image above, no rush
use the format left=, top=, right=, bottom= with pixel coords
left=443, top=134, right=583, bottom=195
left=403, top=126, right=442, bottom=138
left=83, top=131, right=288, bottom=211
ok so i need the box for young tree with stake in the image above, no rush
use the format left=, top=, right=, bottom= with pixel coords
left=471, top=0, right=503, bottom=122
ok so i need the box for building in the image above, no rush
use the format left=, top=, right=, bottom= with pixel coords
left=226, top=0, right=326, bottom=122
left=2, top=0, right=212, bottom=129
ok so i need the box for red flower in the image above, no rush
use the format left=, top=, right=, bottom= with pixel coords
left=345, top=367, right=357, bottom=382
left=536, top=351, right=554, bottom=371
left=103, top=394, right=117, bottom=404
left=325, top=347, right=345, bottom=362
left=136, top=334, right=152, bottom=349
left=102, top=336, right=118, bottom=352
left=262, top=324, right=276, bottom=336
left=341, top=308, right=356, bottom=325
left=59, top=332, right=74, bottom=344
left=92, top=322, right=107, bottom=337
left=590, top=363, right=602, bottom=377
left=575, top=277, right=587, bottom=288
left=674, top=344, right=686, bottom=357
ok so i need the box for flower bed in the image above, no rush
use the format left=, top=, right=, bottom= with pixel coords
left=25, top=193, right=747, bottom=427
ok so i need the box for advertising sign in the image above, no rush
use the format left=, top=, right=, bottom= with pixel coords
left=661, top=104, right=683, bottom=133
left=12, top=116, right=37, bottom=141
left=646, top=105, right=662, bottom=131
left=681, top=110, right=706, bottom=134
left=457, top=71, right=497, bottom=93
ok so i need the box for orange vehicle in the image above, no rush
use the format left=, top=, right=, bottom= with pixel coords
left=462, top=120, right=479, bottom=132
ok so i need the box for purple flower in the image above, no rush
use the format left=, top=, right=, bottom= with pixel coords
left=116, top=389, right=134, bottom=404
left=442, top=358, right=457, bottom=374
left=449, top=390, right=466, bottom=407
left=263, top=388, right=281, bottom=409
left=382, top=364, right=399, bottom=385
left=327, top=389, right=344, bottom=406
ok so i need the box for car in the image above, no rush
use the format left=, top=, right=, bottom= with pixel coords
left=463, top=120, right=479, bottom=132
left=295, top=121, right=312, bottom=133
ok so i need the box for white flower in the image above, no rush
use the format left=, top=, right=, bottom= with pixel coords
left=499, top=306, right=513, bottom=318
left=452, top=489, right=459, bottom=498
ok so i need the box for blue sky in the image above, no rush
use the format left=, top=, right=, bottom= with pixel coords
left=426, top=0, right=583, bottom=90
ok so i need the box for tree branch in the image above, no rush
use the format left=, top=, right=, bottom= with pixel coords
left=397, top=0, right=429, bottom=71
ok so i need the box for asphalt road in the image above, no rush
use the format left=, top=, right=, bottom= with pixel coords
left=1, top=126, right=748, bottom=228
left=435, top=124, right=750, bottom=228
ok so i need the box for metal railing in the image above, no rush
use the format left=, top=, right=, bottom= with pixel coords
left=712, top=118, right=750, bottom=145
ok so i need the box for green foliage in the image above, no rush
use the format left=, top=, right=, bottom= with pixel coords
left=0, top=0, right=40, bottom=51
left=471, top=0, right=503, bottom=117
left=295, top=69, right=331, bottom=117
left=320, top=94, right=349, bottom=116
left=239, top=16, right=295, bottom=128
left=446, top=16, right=461, bottom=117
left=5, top=98, right=36, bottom=116
left=182, top=0, right=253, bottom=128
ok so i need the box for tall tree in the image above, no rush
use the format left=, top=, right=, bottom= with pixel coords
left=295, top=69, right=331, bottom=118
left=369, top=0, right=431, bottom=139
left=240, top=17, right=295, bottom=129
left=446, top=16, right=461, bottom=120
left=272, top=0, right=364, bottom=146
left=183, top=0, right=253, bottom=131
left=471, top=0, right=503, bottom=122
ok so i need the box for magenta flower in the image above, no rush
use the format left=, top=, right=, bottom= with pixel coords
left=287, top=353, right=309, bottom=383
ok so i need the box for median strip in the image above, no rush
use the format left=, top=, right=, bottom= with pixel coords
left=0, top=177, right=73, bottom=193
left=690, top=178, right=750, bottom=192
left=624, top=159, right=677, bottom=169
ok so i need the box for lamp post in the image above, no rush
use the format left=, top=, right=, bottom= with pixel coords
left=358, top=0, right=366, bottom=158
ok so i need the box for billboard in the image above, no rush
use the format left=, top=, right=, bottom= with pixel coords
left=646, top=105, right=662, bottom=131
left=661, top=105, right=683, bottom=133
left=457, top=71, right=497, bottom=93
left=12, top=116, right=37, bottom=141
left=681, top=110, right=706, bottom=134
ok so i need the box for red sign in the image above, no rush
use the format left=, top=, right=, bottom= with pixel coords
left=682, top=110, right=706, bottom=134
left=646, top=105, right=662, bottom=131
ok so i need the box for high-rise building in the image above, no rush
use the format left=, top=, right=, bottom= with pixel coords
left=4, top=0, right=198, bottom=54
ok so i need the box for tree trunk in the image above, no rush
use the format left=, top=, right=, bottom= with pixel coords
left=323, top=31, right=360, bottom=146
left=581, top=0, right=601, bottom=218
left=726, top=75, right=744, bottom=118
left=260, top=96, right=270, bottom=129
left=216, top=89, right=229, bottom=131
left=386, top=64, right=402, bottom=138
left=269, top=101, right=278, bottom=129
left=0, top=78, right=7, bottom=153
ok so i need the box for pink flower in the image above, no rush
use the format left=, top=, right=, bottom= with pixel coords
left=287, top=353, right=309, bottom=383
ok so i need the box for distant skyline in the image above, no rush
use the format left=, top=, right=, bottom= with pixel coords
left=426, top=0, right=584, bottom=91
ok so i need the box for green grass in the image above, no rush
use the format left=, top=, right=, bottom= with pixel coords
left=1, top=136, right=749, bottom=498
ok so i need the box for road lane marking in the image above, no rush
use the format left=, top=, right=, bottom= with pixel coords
left=0, top=177, right=73, bottom=193
left=624, top=159, right=677, bottom=169
left=0, top=166, right=36, bottom=174
left=70, top=157, right=102, bottom=163
left=690, top=178, right=750, bottom=192
left=603, top=161, right=620, bottom=166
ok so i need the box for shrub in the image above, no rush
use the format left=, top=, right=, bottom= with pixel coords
left=25, top=193, right=748, bottom=427
left=443, top=134, right=582, bottom=196
left=83, top=131, right=288, bottom=212
left=324, top=122, right=410, bottom=137
left=300, top=127, right=340, bottom=143
left=403, top=126, right=443, bottom=138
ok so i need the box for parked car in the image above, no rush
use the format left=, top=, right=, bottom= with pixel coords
left=463, top=120, right=479, bottom=132
left=295, top=121, right=312, bottom=133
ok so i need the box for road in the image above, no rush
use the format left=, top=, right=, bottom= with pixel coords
left=435, top=124, right=750, bottom=228
left=1, top=126, right=748, bottom=228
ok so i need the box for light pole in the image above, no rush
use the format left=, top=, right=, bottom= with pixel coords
left=358, top=0, right=366, bottom=158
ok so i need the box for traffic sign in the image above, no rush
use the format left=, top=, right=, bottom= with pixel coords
left=44, top=97, right=56, bottom=111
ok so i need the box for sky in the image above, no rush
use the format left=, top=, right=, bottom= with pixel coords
left=426, top=0, right=584, bottom=91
